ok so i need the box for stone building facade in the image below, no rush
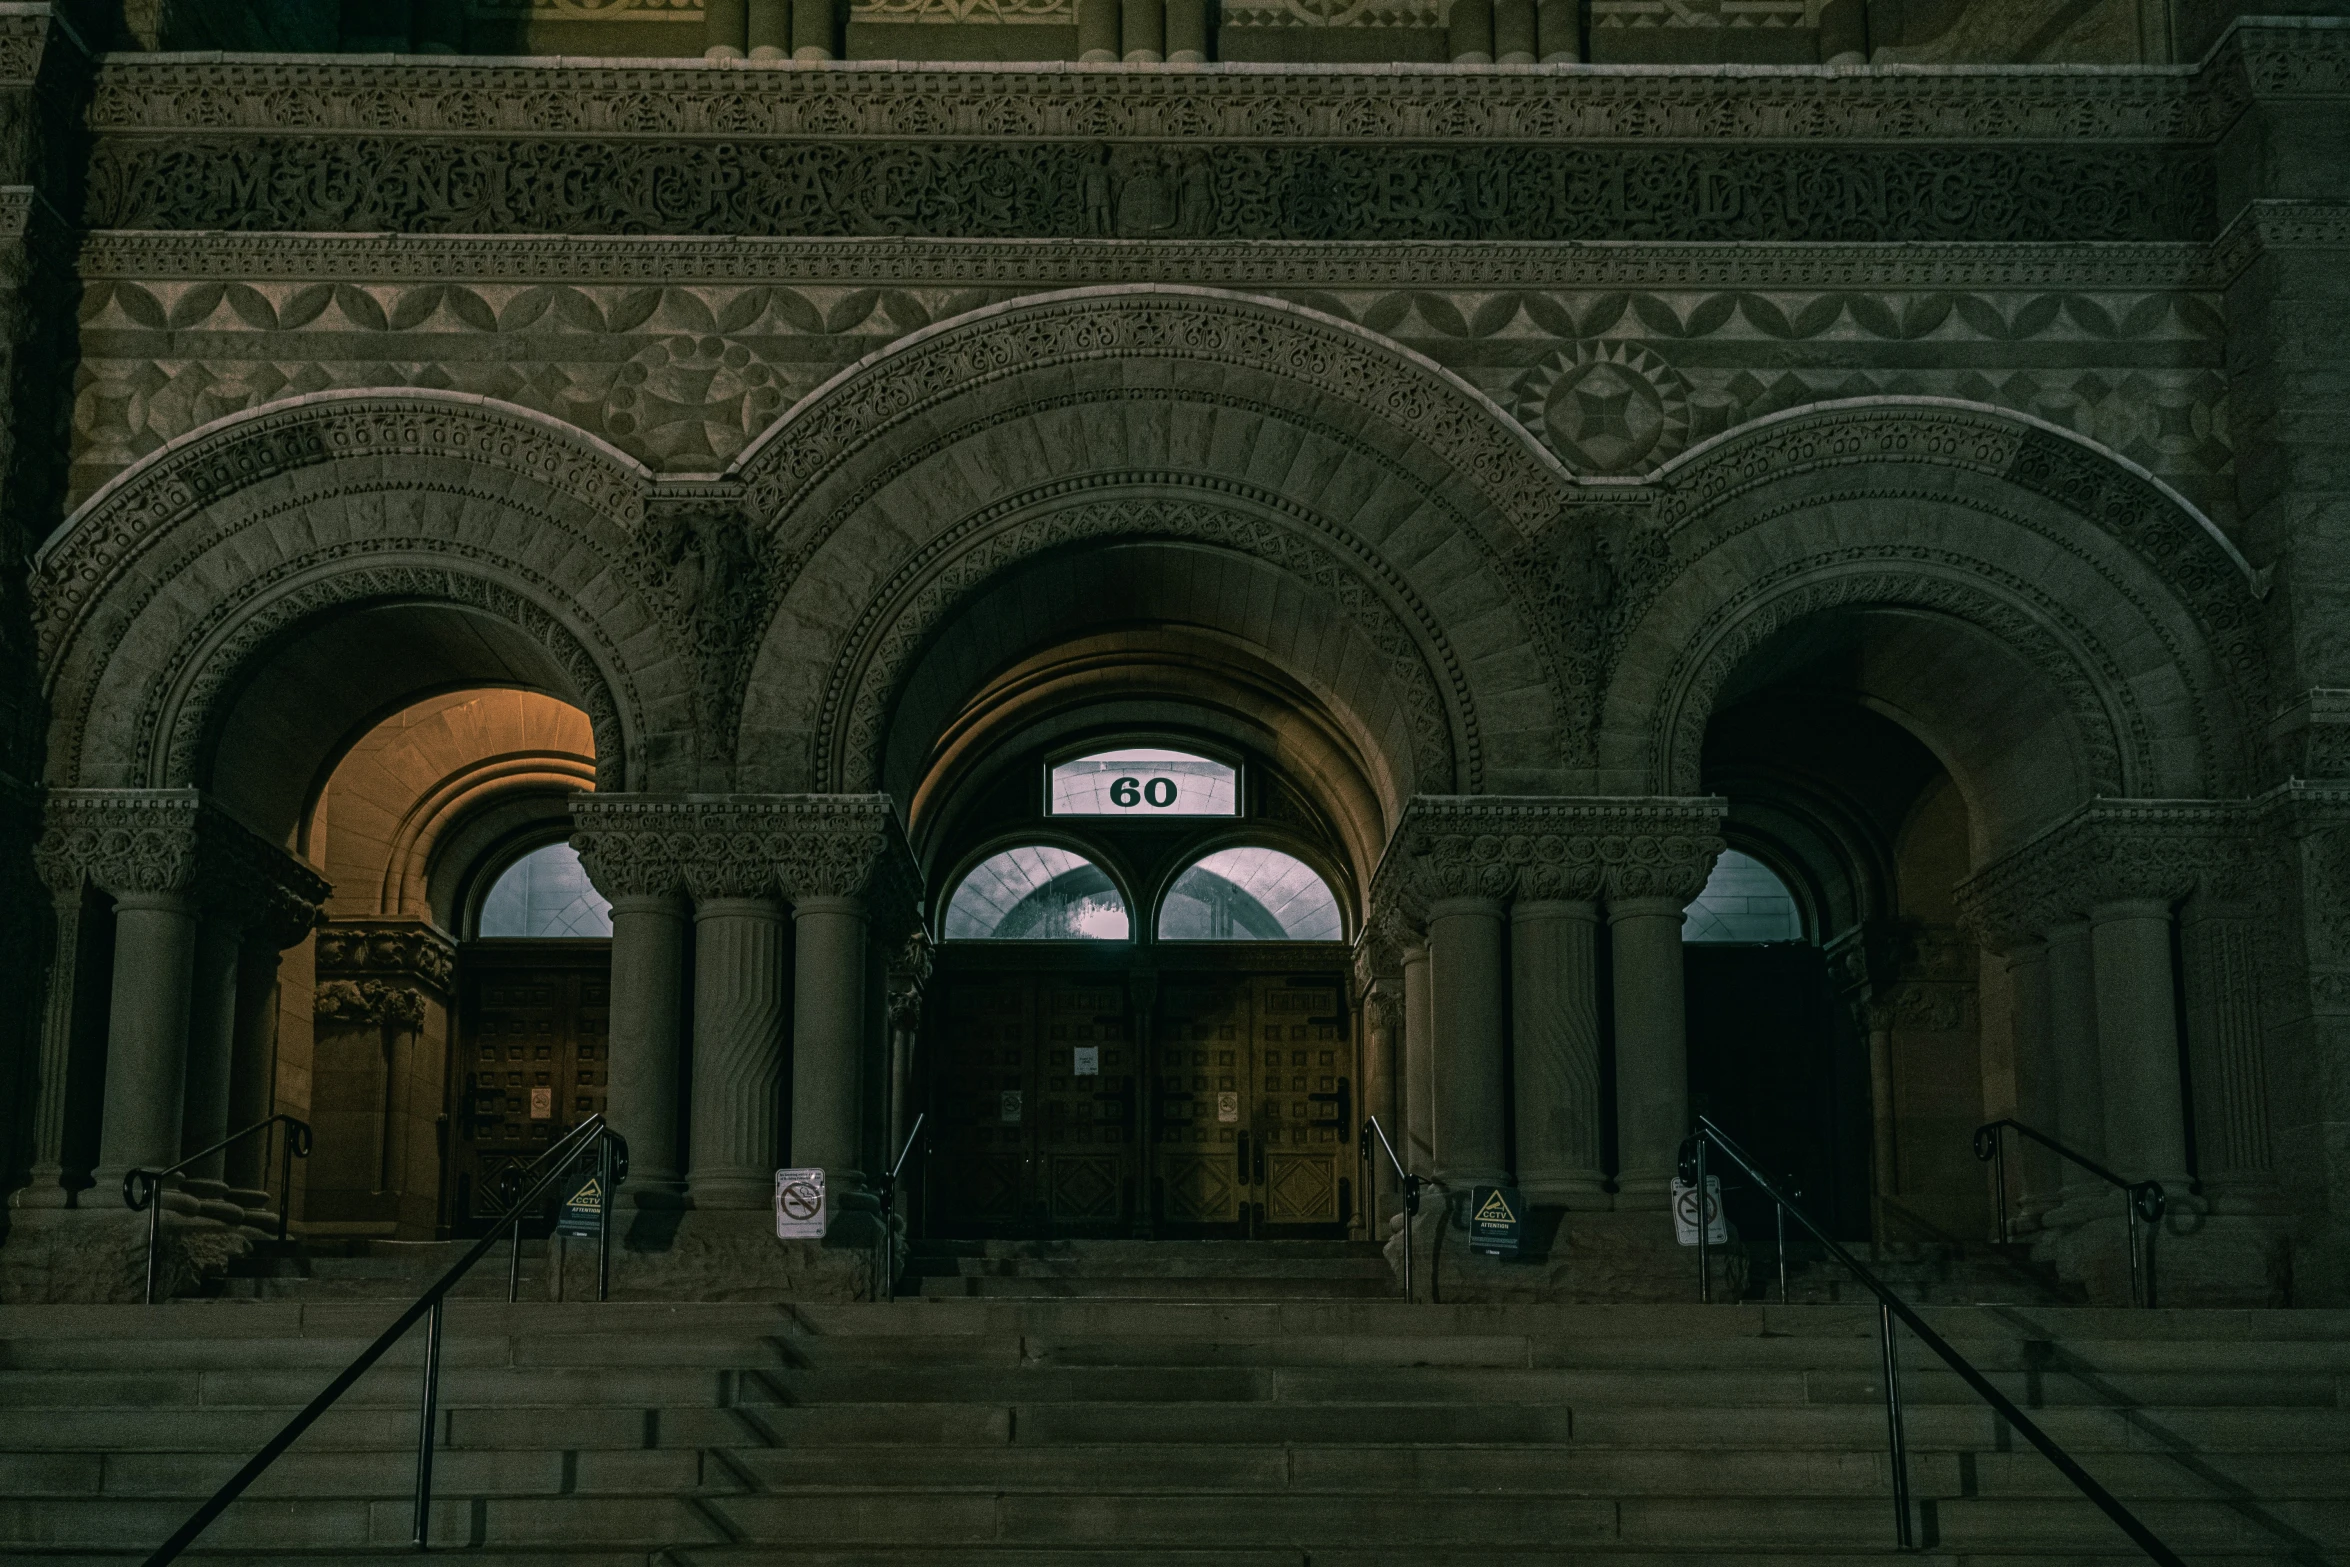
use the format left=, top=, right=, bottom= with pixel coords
left=0, top=0, right=2345, bottom=1307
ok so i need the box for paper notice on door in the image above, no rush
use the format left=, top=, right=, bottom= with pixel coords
left=1216, top=1091, right=1239, bottom=1123
left=1073, top=1046, right=1100, bottom=1076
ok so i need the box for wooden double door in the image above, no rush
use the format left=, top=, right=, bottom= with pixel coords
left=450, top=941, right=611, bottom=1233
left=925, top=964, right=1353, bottom=1238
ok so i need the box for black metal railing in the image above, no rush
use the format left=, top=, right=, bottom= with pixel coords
left=124, top=1115, right=312, bottom=1305
left=1685, top=1115, right=2183, bottom=1567
left=140, top=1115, right=628, bottom=1566
left=1973, top=1118, right=2166, bottom=1307
left=876, top=1112, right=926, bottom=1301
left=1358, top=1117, right=1424, bottom=1300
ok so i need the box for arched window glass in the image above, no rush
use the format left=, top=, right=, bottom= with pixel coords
left=1682, top=849, right=1801, bottom=944
left=1159, top=847, right=1343, bottom=942
left=479, top=843, right=613, bottom=939
left=944, top=846, right=1130, bottom=941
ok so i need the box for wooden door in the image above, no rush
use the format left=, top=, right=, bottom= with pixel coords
left=927, top=973, right=1137, bottom=1236
left=1154, top=973, right=1353, bottom=1237
left=453, top=943, right=610, bottom=1233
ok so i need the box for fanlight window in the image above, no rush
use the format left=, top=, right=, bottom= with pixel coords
left=1050, top=747, right=1238, bottom=817
left=1682, top=849, right=1802, bottom=943
left=479, top=843, right=613, bottom=939
left=1158, top=847, right=1343, bottom=942
left=944, top=846, right=1130, bottom=941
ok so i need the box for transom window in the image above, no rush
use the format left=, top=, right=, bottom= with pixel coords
left=943, top=846, right=1130, bottom=941
left=478, top=843, right=613, bottom=939
left=1049, top=747, right=1237, bottom=817
left=1159, top=848, right=1343, bottom=941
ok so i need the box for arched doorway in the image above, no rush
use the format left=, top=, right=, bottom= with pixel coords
left=922, top=738, right=1359, bottom=1239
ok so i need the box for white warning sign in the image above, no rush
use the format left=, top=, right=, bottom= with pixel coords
left=775, top=1167, right=828, bottom=1240
left=1671, top=1176, right=1728, bottom=1247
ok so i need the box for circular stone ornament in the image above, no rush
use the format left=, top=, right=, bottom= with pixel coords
left=1514, top=342, right=1691, bottom=475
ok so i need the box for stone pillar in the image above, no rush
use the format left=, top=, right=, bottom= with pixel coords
left=1449, top=0, right=1494, bottom=60
left=1164, top=0, right=1208, bottom=60
left=1535, top=0, right=1578, bottom=59
left=2092, top=899, right=2194, bottom=1194
left=1077, top=0, right=1118, bottom=59
left=10, top=890, right=93, bottom=1211
left=93, top=892, right=200, bottom=1205
left=2044, top=918, right=2105, bottom=1217
left=747, top=0, right=788, bottom=56
left=690, top=896, right=790, bottom=1209
left=705, top=0, right=748, bottom=55
left=1427, top=895, right=1508, bottom=1190
left=1402, top=942, right=1434, bottom=1174
left=1609, top=896, right=1690, bottom=1209
left=2004, top=940, right=2064, bottom=1230
left=1359, top=982, right=1399, bottom=1218
left=791, top=0, right=834, bottom=59
left=791, top=896, right=872, bottom=1209
left=605, top=893, right=689, bottom=1203
left=1511, top=899, right=1607, bottom=1207
left=1492, top=0, right=1536, bottom=60
left=1122, top=0, right=1165, bottom=60
left=177, top=913, right=245, bottom=1213
left=222, top=937, right=284, bottom=1213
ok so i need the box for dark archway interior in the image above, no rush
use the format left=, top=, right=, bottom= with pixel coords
left=202, top=602, right=588, bottom=848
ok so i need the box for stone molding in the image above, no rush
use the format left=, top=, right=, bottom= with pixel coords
left=78, top=54, right=2245, bottom=144
left=315, top=918, right=459, bottom=995
left=1371, top=795, right=1727, bottom=918
left=30, top=789, right=330, bottom=945
left=570, top=792, right=919, bottom=914
left=72, top=232, right=2227, bottom=291
left=1952, top=795, right=2290, bottom=951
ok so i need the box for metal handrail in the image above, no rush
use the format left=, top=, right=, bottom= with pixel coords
left=1687, top=1115, right=2185, bottom=1567
left=140, top=1115, right=628, bottom=1566
left=877, top=1112, right=926, bottom=1301
left=123, top=1114, right=313, bottom=1305
left=1973, top=1118, right=2166, bottom=1307
left=1358, top=1117, right=1424, bottom=1300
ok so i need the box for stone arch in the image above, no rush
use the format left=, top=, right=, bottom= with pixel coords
left=34, top=392, right=690, bottom=833
left=729, top=286, right=1574, bottom=796
left=1604, top=399, right=2266, bottom=854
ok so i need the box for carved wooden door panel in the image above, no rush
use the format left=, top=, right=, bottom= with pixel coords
left=1153, top=978, right=1249, bottom=1235
left=929, top=976, right=1033, bottom=1233
left=1250, top=975, right=1351, bottom=1235
left=453, top=943, right=610, bottom=1234
left=1037, top=980, right=1135, bottom=1232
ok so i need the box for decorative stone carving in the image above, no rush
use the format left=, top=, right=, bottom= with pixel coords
left=644, top=495, right=772, bottom=756
left=570, top=792, right=918, bottom=909
left=884, top=930, right=933, bottom=1032
left=1953, top=798, right=2275, bottom=949
left=32, top=790, right=330, bottom=943
left=315, top=919, right=459, bottom=996
left=1373, top=796, right=1726, bottom=917
left=314, top=978, right=428, bottom=1029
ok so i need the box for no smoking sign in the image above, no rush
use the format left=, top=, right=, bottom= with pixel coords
left=1671, top=1175, right=1728, bottom=1247
left=774, top=1167, right=829, bottom=1240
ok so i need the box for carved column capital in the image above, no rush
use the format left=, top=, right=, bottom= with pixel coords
left=33, top=789, right=329, bottom=944
left=1955, top=798, right=2281, bottom=951
left=572, top=792, right=920, bottom=918
left=313, top=916, right=456, bottom=1030
left=1370, top=796, right=1725, bottom=918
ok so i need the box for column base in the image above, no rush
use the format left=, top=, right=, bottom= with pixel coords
left=2032, top=1206, right=2289, bottom=1307
left=0, top=1204, right=254, bottom=1304
left=1386, top=1199, right=1744, bottom=1303
left=601, top=1208, right=881, bottom=1302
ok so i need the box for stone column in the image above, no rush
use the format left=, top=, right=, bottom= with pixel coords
left=605, top=893, right=690, bottom=1203
left=9, top=889, right=93, bottom=1211
left=2044, top=918, right=2105, bottom=1218
left=1609, top=896, right=1692, bottom=1209
left=791, top=896, right=872, bottom=1206
left=176, top=913, right=246, bottom=1214
left=2092, top=899, right=2194, bottom=1194
left=1402, top=942, right=1434, bottom=1174
left=746, top=0, right=787, bottom=56
left=705, top=0, right=747, bottom=55
left=93, top=891, right=200, bottom=1206
left=1427, top=895, right=1508, bottom=1190
left=690, top=895, right=790, bottom=1209
left=790, top=0, right=834, bottom=59
left=1358, top=980, right=1398, bottom=1219
left=1511, top=898, right=1608, bottom=1207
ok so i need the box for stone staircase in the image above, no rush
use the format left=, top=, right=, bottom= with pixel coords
left=899, top=1239, right=1401, bottom=1300
left=3, top=1293, right=2346, bottom=1564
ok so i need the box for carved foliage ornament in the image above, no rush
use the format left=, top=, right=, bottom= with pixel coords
left=315, top=919, right=459, bottom=995
left=1952, top=799, right=2278, bottom=952
left=32, top=789, right=330, bottom=947
left=570, top=793, right=916, bottom=908
left=86, top=138, right=2213, bottom=249
left=1374, top=795, right=1728, bottom=918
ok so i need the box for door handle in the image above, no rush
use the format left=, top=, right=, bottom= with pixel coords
left=1237, top=1132, right=1250, bottom=1183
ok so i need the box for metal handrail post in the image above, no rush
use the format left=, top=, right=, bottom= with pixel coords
left=142, top=1175, right=163, bottom=1306
left=2124, top=1186, right=2142, bottom=1309
left=879, top=1114, right=926, bottom=1304
left=1361, top=1118, right=1419, bottom=1301
left=276, top=1126, right=294, bottom=1243
left=1775, top=1201, right=1788, bottom=1305
left=1990, top=1126, right=2010, bottom=1244
left=596, top=1134, right=614, bottom=1304
left=411, top=1298, right=444, bottom=1549
left=1879, top=1299, right=1914, bottom=1550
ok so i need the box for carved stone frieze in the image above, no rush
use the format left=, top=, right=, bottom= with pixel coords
left=314, top=918, right=459, bottom=996
left=31, top=789, right=330, bottom=945
left=314, top=978, right=429, bottom=1029
left=1953, top=797, right=2278, bottom=950
left=570, top=792, right=918, bottom=912
left=1372, top=795, right=1726, bottom=917
left=84, top=135, right=2215, bottom=246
